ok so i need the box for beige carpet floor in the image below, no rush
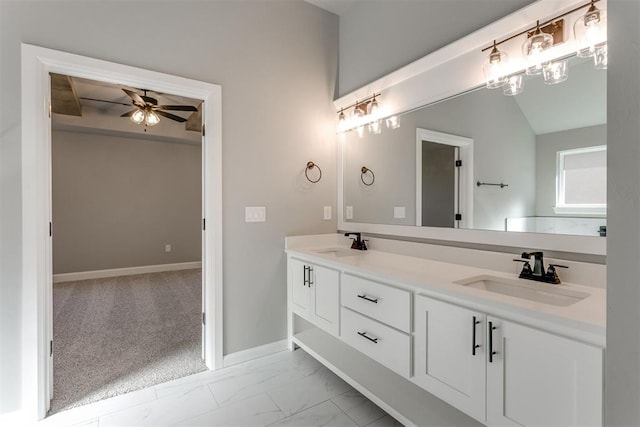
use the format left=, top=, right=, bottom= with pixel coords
left=51, top=268, right=207, bottom=414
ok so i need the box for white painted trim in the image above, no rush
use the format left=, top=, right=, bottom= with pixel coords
left=335, top=0, right=607, bottom=256
left=52, top=262, right=203, bottom=283
left=222, top=340, right=289, bottom=368
left=21, top=44, right=224, bottom=422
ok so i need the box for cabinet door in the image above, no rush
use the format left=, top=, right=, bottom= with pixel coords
left=413, top=295, right=486, bottom=422
left=486, top=317, right=603, bottom=427
left=289, top=258, right=310, bottom=318
left=310, top=264, right=340, bottom=336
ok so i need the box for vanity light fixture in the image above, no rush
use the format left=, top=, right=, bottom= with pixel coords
left=482, top=41, right=508, bottom=89
left=574, top=0, right=607, bottom=59
left=542, top=59, right=569, bottom=84
left=336, top=93, right=390, bottom=135
left=386, top=115, right=400, bottom=129
left=503, top=74, right=524, bottom=96
left=522, top=21, right=555, bottom=76
left=480, top=0, right=606, bottom=96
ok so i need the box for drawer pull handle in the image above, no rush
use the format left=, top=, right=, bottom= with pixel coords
left=357, top=331, right=379, bottom=344
left=472, top=316, right=481, bottom=356
left=488, top=321, right=497, bottom=363
left=357, top=294, right=379, bottom=303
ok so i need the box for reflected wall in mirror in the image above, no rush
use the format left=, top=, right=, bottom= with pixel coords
left=344, top=58, right=606, bottom=236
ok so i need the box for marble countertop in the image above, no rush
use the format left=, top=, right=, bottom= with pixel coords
left=286, top=245, right=606, bottom=347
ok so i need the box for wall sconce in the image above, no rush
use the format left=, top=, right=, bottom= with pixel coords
left=480, top=0, right=606, bottom=97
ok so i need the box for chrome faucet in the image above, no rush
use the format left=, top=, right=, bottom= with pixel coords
left=344, top=232, right=367, bottom=250
left=514, top=251, right=568, bottom=284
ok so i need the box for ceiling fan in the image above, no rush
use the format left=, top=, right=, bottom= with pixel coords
left=120, top=88, right=198, bottom=127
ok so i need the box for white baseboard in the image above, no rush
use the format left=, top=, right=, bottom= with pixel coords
left=223, top=339, right=289, bottom=368
left=53, top=261, right=202, bottom=283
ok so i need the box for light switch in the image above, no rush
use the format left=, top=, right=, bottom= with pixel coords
left=245, top=206, right=266, bottom=222
left=346, top=206, right=353, bottom=220
left=394, top=206, right=406, bottom=219
left=324, top=206, right=332, bottom=220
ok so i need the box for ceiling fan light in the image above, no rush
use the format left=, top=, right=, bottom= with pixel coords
left=131, top=109, right=145, bottom=124
left=145, top=110, right=160, bottom=126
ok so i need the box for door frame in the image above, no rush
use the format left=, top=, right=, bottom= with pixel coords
left=415, top=128, right=473, bottom=229
left=21, top=44, right=224, bottom=421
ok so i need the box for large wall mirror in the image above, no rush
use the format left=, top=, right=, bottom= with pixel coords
left=344, top=57, right=606, bottom=238
left=336, top=0, right=607, bottom=255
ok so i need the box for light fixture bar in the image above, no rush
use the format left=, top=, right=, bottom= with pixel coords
left=481, top=0, right=600, bottom=52
left=337, top=92, right=381, bottom=114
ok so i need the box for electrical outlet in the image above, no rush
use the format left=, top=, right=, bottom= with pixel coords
left=324, top=206, right=332, bottom=220
left=346, top=206, right=353, bottom=220
left=394, top=206, right=406, bottom=219
left=165, top=244, right=172, bottom=253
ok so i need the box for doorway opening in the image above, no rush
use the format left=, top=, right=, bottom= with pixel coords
left=415, top=128, right=473, bottom=229
left=50, top=76, right=207, bottom=412
left=21, top=44, right=223, bottom=421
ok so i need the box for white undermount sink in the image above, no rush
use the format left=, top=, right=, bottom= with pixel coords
left=313, top=248, right=359, bottom=257
left=454, top=274, right=590, bottom=307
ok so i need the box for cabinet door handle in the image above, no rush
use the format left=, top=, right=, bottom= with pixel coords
left=308, top=266, right=314, bottom=286
left=472, top=316, right=481, bottom=356
left=357, top=331, right=379, bottom=344
left=303, top=265, right=309, bottom=287
left=357, top=294, right=379, bottom=303
left=488, top=321, right=497, bottom=363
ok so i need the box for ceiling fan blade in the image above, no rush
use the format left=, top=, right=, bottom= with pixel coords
left=122, top=88, right=146, bottom=107
left=156, top=110, right=187, bottom=122
left=159, top=105, right=198, bottom=112
left=80, top=97, right=131, bottom=107
left=120, top=109, right=138, bottom=117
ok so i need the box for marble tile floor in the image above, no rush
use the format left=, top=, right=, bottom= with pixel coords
left=34, top=348, right=403, bottom=427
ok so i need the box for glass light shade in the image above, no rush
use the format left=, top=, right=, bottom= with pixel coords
left=355, top=125, right=365, bottom=138
left=574, top=4, right=607, bottom=58
left=368, top=98, right=379, bottom=116
left=131, top=109, right=145, bottom=124
left=385, top=115, right=400, bottom=129
left=368, top=120, right=382, bottom=134
left=145, top=110, right=160, bottom=126
left=593, top=43, right=608, bottom=69
left=483, top=46, right=508, bottom=89
left=522, top=30, right=553, bottom=76
left=503, top=75, right=524, bottom=96
left=542, top=60, right=569, bottom=85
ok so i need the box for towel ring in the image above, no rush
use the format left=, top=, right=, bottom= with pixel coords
left=305, top=161, right=322, bottom=183
left=361, top=166, right=375, bottom=186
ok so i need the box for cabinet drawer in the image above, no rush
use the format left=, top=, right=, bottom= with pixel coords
left=342, top=274, right=411, bottom=333
left=340, top=307, right=411, bottom=377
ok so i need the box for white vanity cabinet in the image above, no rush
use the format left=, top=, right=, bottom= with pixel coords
left=486, top=317, right=603, bottom=427
left=414, top=295, right=603, bottom=426
left=413, top=295, right=486, bottom=421
left=289, top=258, right=340, bottom=336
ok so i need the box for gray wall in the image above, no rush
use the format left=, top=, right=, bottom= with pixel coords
left=338, top=0, right=534, bottom=95
left=0, top=0, right=338, bottom=414
left=345, top=87, right=536, bottom=231
left=52, top=130, right=202, bottom=274
left=606, top=0, right=640, bottom=425
left=535, top=124, right=607, bottom=217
